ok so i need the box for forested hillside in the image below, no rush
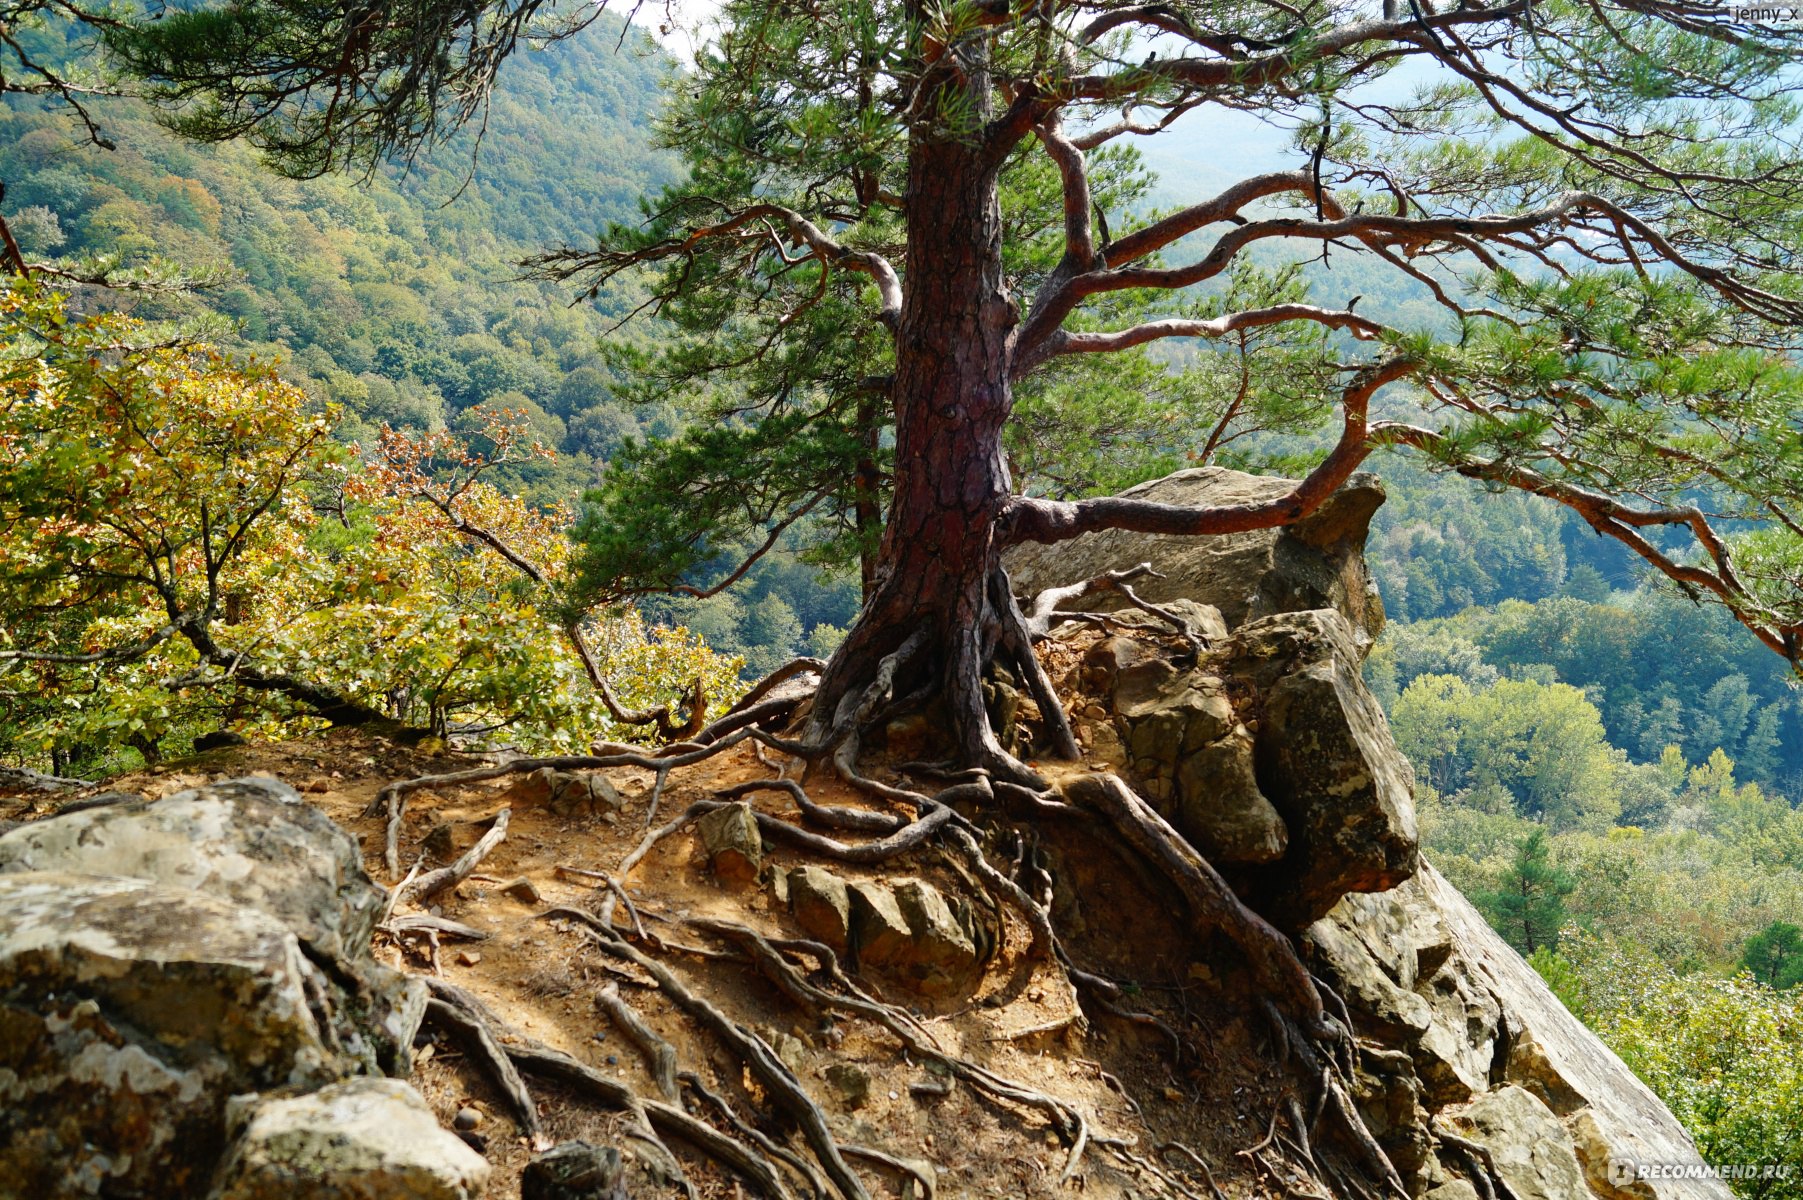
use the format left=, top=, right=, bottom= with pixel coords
left=0, top=16, right=678, bottom=503
left=6, top=0, right=1803, bottom=1193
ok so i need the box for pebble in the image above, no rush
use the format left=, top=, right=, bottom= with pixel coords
left=606, top=1055, right=619, bottom=1066
left=454, top=1106, right=483, bottom=1131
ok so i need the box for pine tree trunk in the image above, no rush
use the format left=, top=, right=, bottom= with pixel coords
left=808, top=122, right=1028, bottom=766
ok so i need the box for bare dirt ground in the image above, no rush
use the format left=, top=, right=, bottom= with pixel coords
left=8, top=699, right=1317, bottom=1199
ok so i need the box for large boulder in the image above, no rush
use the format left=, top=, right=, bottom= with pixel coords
left=1227, top=610, right=1418, bottom=928
left=0, top=873, right=360, bottom=1199
left=1307, top=862, right=1731, bottom=1200
left=0, top=777, right=450, bottom=1200
left=0, top=776, right=424, bottom=1074
left=1445, top=1085, right=1589, bottom=1200
left=209, top=1078, right=490, bottom=1200
left=1004, top=466, right=1387, bottom=653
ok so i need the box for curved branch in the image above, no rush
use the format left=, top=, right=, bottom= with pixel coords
left=998, top=358, right=1417, bottom=548
left=534, top=203, right=903, bottom=330
left=1032, top=113, right=1095, bottom=270
left=1019, top=303, right=1388, bottom=378
left=1375, top=422, right=1802, bottom=662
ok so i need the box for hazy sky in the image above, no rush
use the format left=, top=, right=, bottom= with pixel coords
left=617, top=2, right=1430, bottom=210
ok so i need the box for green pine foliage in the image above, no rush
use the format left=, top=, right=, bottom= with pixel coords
left=1477, top=830, right=1574, bottom=955
left=1743, top=922, right=1803, bottom=991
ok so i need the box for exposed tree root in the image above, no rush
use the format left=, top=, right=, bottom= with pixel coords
left=1068, top=773, right=1331, bottom=1038
left=563, top=914, right=876, bottom=1200
left=366, top=727, right=769, bottom=875
left=680, top=1070, right=833, bottom=1199
left=1432, top=1119, right=1519, bottom=1200
left=380, top=641, right=1417, bottom=1200
left=1021, top=562, right=1209, bottom=656
left=595, top=982, right=679, bottom=1102
left=396, top=808, right=510, bottom=909
left=422, top=979, right=549, bottom=1150
left=425, top=971, right=796, bottom=1200
left=672, top=915, right=1096, bottom=1183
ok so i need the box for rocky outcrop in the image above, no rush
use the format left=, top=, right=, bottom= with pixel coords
left=1307, top=862, right=1730, bottom=1200
left=1005, top=466, right=1388, bottom=652
left=1043, top=465, right=1721, bottom=1198
left=0, top=775, right=423, bottom=1074
left=1228, top=610, right=1419, bottom=928
left=0, top=873, right=362, bottom=1198
left=0, top=777, right=465, bottom=1200
left=1077, top=606, right=1416, bottom=928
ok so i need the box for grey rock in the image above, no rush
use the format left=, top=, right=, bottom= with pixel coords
left=787, top=865, right=853, bottom=952
left=1229, top=610, right=1417, bottom=927
left=0, top=873, right=357, bottom=1199
left=1004, top=466, right=1386, bottom=652
left=0, top=776, right=425, bottom=1074
left=1445, top=1085, right=1588, bottom=1200
left=696, top=802, right=763, bottom=887
left=1308, top=862, right=1731, bottom=1200
left=1175, top=727, right=1288, bottom=865
left=506, top=768, right=623, bottom=819
left=209, top=1078, right=489, bottom=1200
left=824, top=1063, right=872, bottom=1109
left=520, top=1141, right=627, bottom=1200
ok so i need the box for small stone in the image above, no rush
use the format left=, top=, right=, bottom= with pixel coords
left=453, top=1107, right=483, bottom=1132
left=696, top=802, right=763, bottom=888
left=500, top=876, right=542, bottom=905
left=824, top=1063, right=871, bottom=1109
left=298, top=777, right=332, bottom=794
left=606, top=1055, right=619, bottom=1066
left=520, top=1141, right=626, bottom=1200
left=456, top=950, right=481, bottom=967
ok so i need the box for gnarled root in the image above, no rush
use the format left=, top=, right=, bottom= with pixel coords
left=1068, top=771, right=1409, bottom=1200
left=422, top=971, right=792, bottom=1199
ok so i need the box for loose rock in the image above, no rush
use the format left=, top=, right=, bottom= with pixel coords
left=208, top=1079, right=489, bottom=1200
left=787, top=865, right=853, bottom=952
left=520, top=1141, right=627, bottom=1200
left=696, top=801, right=763, bottom=888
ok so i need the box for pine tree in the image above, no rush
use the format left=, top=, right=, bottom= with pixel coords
left=1482, top=830, right=1575, bottom=957
left=1742, top=921, right=1803, bottom=991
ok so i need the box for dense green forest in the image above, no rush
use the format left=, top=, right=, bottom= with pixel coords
left=5, top=6, right=1803, bottom=1186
